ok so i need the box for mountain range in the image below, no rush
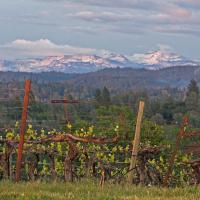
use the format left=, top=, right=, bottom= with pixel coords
left=0, top=50, right=199, bottom=73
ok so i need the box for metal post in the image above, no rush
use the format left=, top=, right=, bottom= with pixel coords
left=163, top=116, right=189, bottom=187
left=64, top=97, right=70, bottom=123
left=51, top=99, right=79, bottom=125
left=15, top=80, right=31, bottom=182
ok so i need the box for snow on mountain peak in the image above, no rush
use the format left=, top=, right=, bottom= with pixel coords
left=101, top=52, right=129, bottom=63
left=131, top=50, right=182, bottom=65
left=130, top=50, right=198, bottom=70
left=0, top=50, right=199, bottom=73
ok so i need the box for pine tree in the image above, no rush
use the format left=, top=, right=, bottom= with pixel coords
left=94, top=89, right=102, bottom=104
left=102, top=87, right=111, bottom=107
left=185, top=79, right=199, bottom=111
left=186, top=79, right=199, bottom=96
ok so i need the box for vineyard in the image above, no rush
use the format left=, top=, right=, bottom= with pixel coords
left=0, top=80, right=200, bottom=188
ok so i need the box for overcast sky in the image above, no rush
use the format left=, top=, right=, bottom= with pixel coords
left=0, top=0, right=200, bottom=59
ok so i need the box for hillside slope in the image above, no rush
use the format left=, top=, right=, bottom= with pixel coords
left=0, top=66, right=199, bottom=97
left=65, top=66, right=200, bottom=94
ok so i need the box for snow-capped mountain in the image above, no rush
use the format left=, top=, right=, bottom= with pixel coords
left=130, top=50, right=199, bottom=70
left=0, top=54, right=134, bottom=73
left=0, top=50, right=199, bottom=73
left=101, top=52, right=129, bottom=63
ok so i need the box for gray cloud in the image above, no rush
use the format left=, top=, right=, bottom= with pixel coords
left=67, top=0, right=162, bottom=10
left=1, top=0, right=200, bottom=59
left=70, top=11, right=136, bottom=22
left=29, top=0, right=200, bottom=37
left=154, top=26, right=200, bottom=37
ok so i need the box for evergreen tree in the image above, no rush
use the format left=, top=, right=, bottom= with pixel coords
left=94, top=89, right=102, bottom=105
left=186, top=79, right=199, bottom=96
left=102, top=87, right=111, bottom=107
left=185, top=80, right=199, bottom=111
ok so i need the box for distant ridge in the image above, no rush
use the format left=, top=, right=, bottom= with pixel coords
left=1, top=66, right=200, bottom=93
left=0, top=50, right=199, bottom=73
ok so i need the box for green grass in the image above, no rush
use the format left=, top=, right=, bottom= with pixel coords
left=0, top=180, right=199, bottom=200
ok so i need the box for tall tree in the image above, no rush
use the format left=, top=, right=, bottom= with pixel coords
left=186, top=79, right=199, bottom=96
left=185, top=79, right=200, bottom=111
left=94, top=89, right=102, bottom=105
left=102, top=87, right=111, bottom=107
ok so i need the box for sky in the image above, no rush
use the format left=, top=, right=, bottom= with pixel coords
left=0, top=0, right=200, bottom=59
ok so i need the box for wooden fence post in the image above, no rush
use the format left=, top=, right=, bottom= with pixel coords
left=128, top=101, right=145, bottom=184
left=15, top=80, right=31, bottom=182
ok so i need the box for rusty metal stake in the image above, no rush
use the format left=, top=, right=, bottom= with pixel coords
left=51, top=98, right=79, bottom=124
left=64, top=97, right=70, bottom=124
left=163, top=116, right=189, bottom=187
left=15, top=80, right=31, bottom=182
left=51, top=99, right=79, bottom=104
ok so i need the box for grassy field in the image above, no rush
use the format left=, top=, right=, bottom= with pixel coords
left=0, top=180, right=199, bottom=200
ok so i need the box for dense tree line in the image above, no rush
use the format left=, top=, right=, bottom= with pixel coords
left=1, top=79, right=200, bottom=132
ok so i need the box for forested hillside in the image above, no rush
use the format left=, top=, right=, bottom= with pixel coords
left=1, top=66, right=200, bottom=129
left=1, top=66, right=200, bottom=94
left=0, top=71, right=76, bottom=83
